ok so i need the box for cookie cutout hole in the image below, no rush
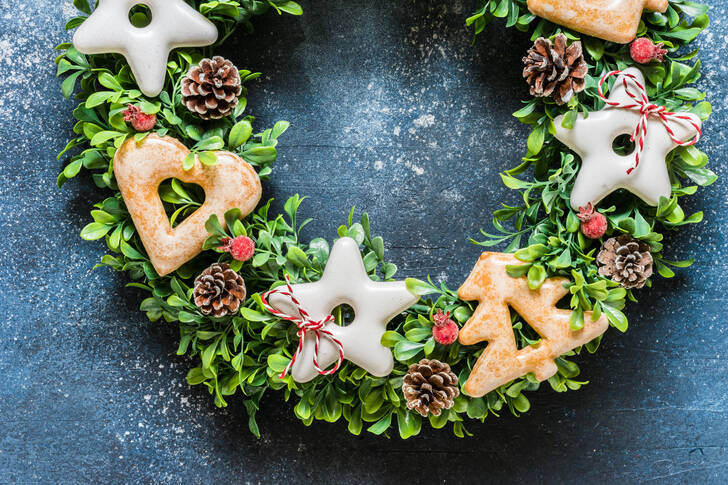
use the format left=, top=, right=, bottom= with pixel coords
left=510, top=308, right=541, bottom=350
left=612, top=134, right=636, bottom=157
left=129, top=4, right=152, bottom=28
left=555, top=293, right=572, bottom=310
left=158, top=178, right=206, bottom=228
left=331, top=304, right=356, bottom=327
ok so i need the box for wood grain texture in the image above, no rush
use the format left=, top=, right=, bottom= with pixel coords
left=0, top=0, right=726, bottom=483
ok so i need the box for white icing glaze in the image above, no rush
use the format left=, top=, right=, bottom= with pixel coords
left=269, top=237, right=419, bottom=383
left=73, top=0, right=218, bottom=97
left=554, top=68, right=702, bottom=209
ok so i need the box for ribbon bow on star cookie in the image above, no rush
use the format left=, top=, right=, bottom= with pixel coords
left=261, top=275, right=345, bottom=379
left=597, top=70, right=702, bottom=175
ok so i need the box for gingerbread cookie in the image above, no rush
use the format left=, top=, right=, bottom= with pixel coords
left=457, top=252, right=609, bottom=397
left=263, top=237, right=419, bottom=383
left=554, top=68, right=702, bottom=209
left=526, top=0, right=668, bottom=44
left=73, top=0, right=218, bottom=97
left=114, top=135, right=261, bottom=276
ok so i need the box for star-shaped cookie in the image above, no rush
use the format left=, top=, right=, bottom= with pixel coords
left=268, top=237, right=419, bottom=383
left=73, top=0, right=218, bottom=97
left=554, top=68, right=702, bottom=210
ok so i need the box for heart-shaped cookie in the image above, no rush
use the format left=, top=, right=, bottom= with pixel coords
left=114, top=135, right=262, bottom=276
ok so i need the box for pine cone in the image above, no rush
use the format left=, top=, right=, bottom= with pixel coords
left=597, top=235, right=654, bottom=289
left=523, top=34, right=588, bottom=105
left=181, top=56, right=242, bottom=120
left=403, top=359, right=459, bottom=417
left=193, top=263, right=246, bottom=317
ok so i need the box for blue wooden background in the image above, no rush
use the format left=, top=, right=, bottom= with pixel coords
left=1, top=0, right=727, bottom=483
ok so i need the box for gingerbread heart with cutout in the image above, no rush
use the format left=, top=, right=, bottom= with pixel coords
left=113, top=135, right=262, bottom=276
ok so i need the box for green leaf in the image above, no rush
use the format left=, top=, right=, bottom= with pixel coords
left=183, top=153, right=196, bottom=171
left=271, top=120, right=291, bottom=138
left=405, top=278, right=431, bottom=296
left=466, top=397, right=487, bottom=419
left=195, top=136, right=224, bottom=151
left=397, top=410, right=421, bottom=439
left=80, top=222, right=111, bottom=240
left=506, top=263, right=531, bottom=278
left=73, top=0, right=92, bottom=14
left=198, top=151, right=218, bottom=166
left=229, top=120, right=253, bottom=148
left=98, top=72, right=122, bottom=91
left=512, top=393, right=531, bottom=413
left=367, top=414, right=392, bottom=435
left=61, top=71, right=82, bottom=98
left=240, top=307, right=271, bottom=322
left=201, top=341, right=218, bottom=369
left=205, top=214, right=226, bottom=237
left=186, top=368, right=206, bottom=385
left=633, top=211, right=651, bottom=238
left=554, top=249, right=572, bottom=269
left=569, top=307, right=584, bottom=331
left=267, top=354, right=291, bottom=373
left=380, top=331, right=404, bottom=347
left=513, top=102, right=536, bottom=119
left=601, top=303, right=628, bottom=332
left=90, top=130, right=123, bottom=146
left=500, top=173, right=530, bottom=190
left=394, top=340, right=425, bottom=361
left=287, top=246, right=309, bottom=267
left=120, top=240, right=145, bottom=260
left=275, top=1, right=303, bottom=15
left=527, top=264, right=547, bottom=290
left=527, top=123, right=545, bottom=154
left=85, top=91, right=116, bottom=108
left=583, top=36, right=604, bottom=60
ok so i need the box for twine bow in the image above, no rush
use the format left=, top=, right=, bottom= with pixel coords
left=260, top=275, right=344, bottom=379
left=597, top=70, right=701, bottom=175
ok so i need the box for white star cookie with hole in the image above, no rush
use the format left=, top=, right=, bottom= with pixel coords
left=73, top=0, right=218, bottom=97
left=269, top=237, right=419, bottom=383
left=554, top=68, right=702, bottom=209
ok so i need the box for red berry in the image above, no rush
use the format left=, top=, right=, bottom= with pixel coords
left=229, top=236, right=256, bottom=261
left=432, top=310, right=459, bottom=345
left=217, top=236, right=255, bottom=261
left=122, top=104, right=157, bottom=132
left=577, top=203, right=608, bottom=239
left=630, top=38, right=667, bottom=64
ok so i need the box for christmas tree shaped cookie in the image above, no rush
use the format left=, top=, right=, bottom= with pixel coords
left=457, top=252, right=609, bottom=397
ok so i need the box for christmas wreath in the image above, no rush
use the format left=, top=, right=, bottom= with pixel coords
left=56, top=0, right=714, bottom=439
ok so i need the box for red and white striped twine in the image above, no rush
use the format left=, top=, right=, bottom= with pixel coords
left=260, top=275, right=344, bottom=379
left=597, top=70, right=701, bottom=175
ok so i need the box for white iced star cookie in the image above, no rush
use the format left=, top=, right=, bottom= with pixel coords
left=554, top=68, right=702, bottom=210
left=73, top=0, right=218, bottom=97
left=268, top=237, right=419, bottom=383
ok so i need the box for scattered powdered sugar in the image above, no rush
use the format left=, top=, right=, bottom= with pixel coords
left=412, top=113, right=435, bottom=128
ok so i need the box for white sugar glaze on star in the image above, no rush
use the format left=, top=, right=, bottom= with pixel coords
left=268, top=237, right=419, bottom=383
left=553, top=67, right=702, bottom=210
left=73, top=0, right=218, bottom=97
